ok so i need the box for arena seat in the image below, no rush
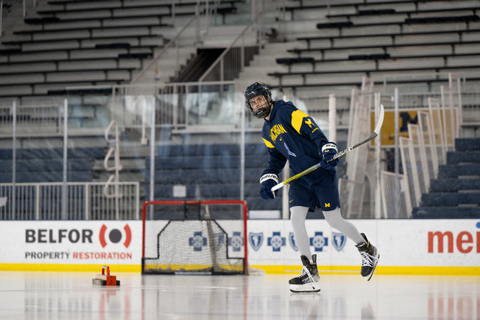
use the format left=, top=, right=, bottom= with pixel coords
left=13, top=24, right=172, bottom=37
left=420, top=193, right=480, bottom=206
left=287, top=40, right=480, bottom=57
left=429, top=178, right=480, bottom=193
left=0, top=0, right=245, bottom=98
left=326, top=7, right=480, bottom=20
left=0, top=159, right=92, bottom=172
left=296, top=28, right=480, bottom=50
left=412, top=207, right=480, bottom=218
left=447, top=151, right=480, bottom=164
left=256, top=0, right=480, bottom=93
left=284, top=0, right=479, bottom=21
left=0, top=147, right=106, bottom=160
left=156, top=143, right=266, bottom=157
left=413, top=138, right=480, bottom=219
left=437, top=164, right=480, bottom=178
left=0, top=171, right=92, bottom=183
left=315, top=15, right=479, bottom=31
left=0, top=147, right=106, bottom=184
left=144, top=143, right=278, bottom=210
left=268, top=17, right=480, bottom=92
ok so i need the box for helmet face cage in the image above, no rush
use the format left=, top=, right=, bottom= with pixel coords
left=245, top=82, right=272, bottom=119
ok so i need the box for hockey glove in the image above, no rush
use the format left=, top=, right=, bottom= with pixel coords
left=320, top=142, right=339, bottom=174
left=259, top=171, right=279, bottom=199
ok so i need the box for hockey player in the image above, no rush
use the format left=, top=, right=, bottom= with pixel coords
left=245, top=82, right=380, bottom=293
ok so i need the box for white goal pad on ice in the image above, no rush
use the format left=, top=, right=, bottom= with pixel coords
left=142, top=200, right=248, bottom=275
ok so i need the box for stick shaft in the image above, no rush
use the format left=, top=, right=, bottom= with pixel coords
left=271, top=134, right=376, bottom=192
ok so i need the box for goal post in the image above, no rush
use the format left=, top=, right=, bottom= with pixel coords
left=142, top=200, right=248, bottom=275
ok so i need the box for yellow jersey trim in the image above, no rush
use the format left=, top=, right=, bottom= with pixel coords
left=291, top=109, right=309, bottom=134
left=262, top=138, right=275, bottom=148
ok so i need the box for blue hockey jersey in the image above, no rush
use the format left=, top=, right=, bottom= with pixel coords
left=262, top=100, right=332, bottom=185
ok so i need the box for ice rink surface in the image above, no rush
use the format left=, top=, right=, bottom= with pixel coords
left=0, top=271, right=478, bottom=319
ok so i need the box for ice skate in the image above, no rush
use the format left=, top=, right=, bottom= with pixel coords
left=356, top=233, right=380, bottom=281
left=289, top=254, right=321, bottom=293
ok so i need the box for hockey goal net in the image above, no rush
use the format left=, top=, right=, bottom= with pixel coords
left=142, top=200, right=248, bottom=275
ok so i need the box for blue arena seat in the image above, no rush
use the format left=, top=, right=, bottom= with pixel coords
left=447, top=151, right=480, bottom=164
left=438, top=164, right=480, bottom=178
left=0, top=147, right=106, bottom=160
left=0, top=171, right=92, bottom=183
left=413, top=138, right=480, bottom=218
left=0, top=159, right=92, bottom=172
left=148, top=156, right=239, bottom=170
left=454, top=138, right=480, bottom=151
left=147, top=154, right=268, bottom=170
left=421, top=193, right=480, bottom=206
left=412, top=207, right=480, bottom=218
left=429, top=178, right=480, bottom=192
left=157, top=143, right=240, bottom=157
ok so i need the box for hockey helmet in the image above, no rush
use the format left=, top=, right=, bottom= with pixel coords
left=245, top=82, right=272, bottom=119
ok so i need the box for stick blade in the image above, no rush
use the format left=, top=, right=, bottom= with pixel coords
left=271, top=182, right=284, bottom=193
left=374, top=104, right=385, bottom=135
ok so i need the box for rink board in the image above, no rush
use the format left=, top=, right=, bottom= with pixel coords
left=247, top=220, right=480, bottom=275
left=0, top=221, right=142, bottom=272
left=0, top=220, right=478, bottom=275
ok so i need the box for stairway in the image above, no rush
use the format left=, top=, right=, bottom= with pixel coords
left=171, top=48, right=225, bottom=82
left=412, top=138, right=480, bottom=219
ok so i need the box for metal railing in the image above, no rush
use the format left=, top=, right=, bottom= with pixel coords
left=396, top=93, right=462, bottom=212
left=0, top=104, right=64, bottom=137
left=383, top=72, right=466, bottom=92
left=342, top=77, right=375, bottom=219
left=0, top=181, right=140, bottom=220
left=102, top=81, right=236, bottom=131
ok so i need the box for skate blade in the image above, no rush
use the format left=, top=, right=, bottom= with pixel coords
left=290, top=282, right=321, bottom=293
left=366, top=254, right=380, bottom=281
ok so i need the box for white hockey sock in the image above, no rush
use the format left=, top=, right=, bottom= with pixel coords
left=323, top=207, right=365, bottom=245
left=290, top=206, right=312, bottom=259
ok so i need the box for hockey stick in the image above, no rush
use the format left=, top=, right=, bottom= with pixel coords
left=271, top=104, right=385, bottom=193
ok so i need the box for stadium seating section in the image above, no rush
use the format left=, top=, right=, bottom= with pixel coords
left=413, top=138, right=480, bottom=218
left=265, top=0, right=480, bottom=93
left=0, top=0, right=479, bottom=219
left=0, top=0, right=242, bottom=97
